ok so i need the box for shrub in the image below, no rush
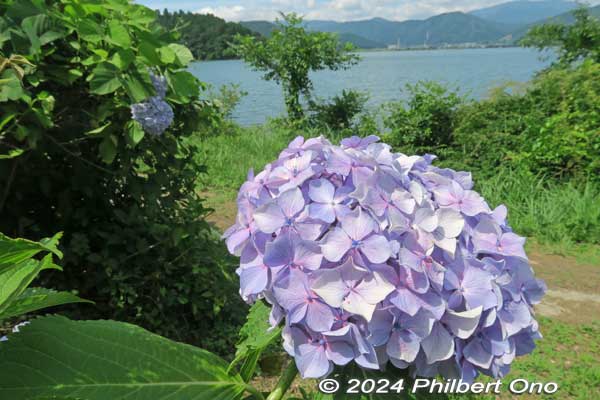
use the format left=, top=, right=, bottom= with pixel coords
left=308, top=89, right=369, bottom=132
left=383, top=81, right=464, bottom=157
left=0, top=0, right=243, bottom=354
left=450, top=86, right=542, bottom=175
left=514, top=61, right=600, bottom=181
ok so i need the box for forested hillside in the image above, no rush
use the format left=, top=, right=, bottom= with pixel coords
left=156, top=10, right=259, bottom=60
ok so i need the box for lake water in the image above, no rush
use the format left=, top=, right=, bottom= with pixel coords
left=189, top=47, right=552, bottom=126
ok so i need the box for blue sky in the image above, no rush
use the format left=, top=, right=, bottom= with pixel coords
left=136, top=0, right=597, bottom=22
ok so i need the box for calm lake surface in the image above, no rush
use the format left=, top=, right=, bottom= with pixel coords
left=189, top=47, right=552, bottom=126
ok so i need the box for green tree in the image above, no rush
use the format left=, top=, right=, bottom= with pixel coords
left=521, top=6, right=600, bottom=65
left=234, top=13, right=359, bottom=120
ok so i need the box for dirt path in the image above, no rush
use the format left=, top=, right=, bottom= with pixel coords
left=528, top=251, right=600, bottom=324
left=208, top=198, right=600, bottom=325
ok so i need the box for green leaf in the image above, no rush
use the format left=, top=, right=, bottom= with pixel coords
left=89, top=62, right=121, bottom=95
left=138, top=42, right=161, bottom=65
left=110, top=49, right=134, bottom=70
left=121, top=70, right=152, bottom=103
left=20, top=15, right=44, bottom=54
left=0, top=316, right=249, bottom=400
left=0, top=255, right=53, bottom=315
left=0, top=148, right=25, bottom=159
left=0, top=232, right=62, bottom=274
left=0, top=287, right=91, bottom=320
left=0, top=71, right=25, bottom=102
left=127, top=121, right=145, bottom=146
left=107, top=20, right=131, bottom=48
left=167, top=70, right=199, bottom=100
left=84, top=122, right=111, bottom=136
left=157, top=45, right=176, bottom=64
left=230, top=301, right=282, bottom=382
left=99, top=135, right=117, bottom=164
left=168, top=43, right=194, bottom=66
left=77, top=19, right=103, bottom=44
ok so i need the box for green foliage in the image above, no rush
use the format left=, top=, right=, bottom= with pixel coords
left=230, top=301, right=283, bottom=382
left=514, top=61, right=600, bottom=180
left=0, top=315, right=253, bottom=400
left=383, top=82, right=464, bottom=156
left=0, top=0, right=243, bottom=354
left=309, top=90, right=369, bottom=132
left=449, top=84, right=541, bottom=175
left=234, top=13, right=359, bottom=120
left=197, top=123, right=299, bottom=191
left=156, top=10, right=260, bottom=61
left=0, top=233, right=88, bottom=324
left=521, top=6, right=600, bottom=65
left=476, top=169, right=600, bottom=246
left=211, top=84, right=248, bottom=120
left=450, top=62, right=600, bottom=181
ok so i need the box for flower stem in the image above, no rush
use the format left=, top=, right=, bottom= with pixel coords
left=266, top=360, right=299, bottom=400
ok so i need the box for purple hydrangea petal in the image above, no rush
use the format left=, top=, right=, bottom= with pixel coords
left=421, top=323, right=455, bottom=364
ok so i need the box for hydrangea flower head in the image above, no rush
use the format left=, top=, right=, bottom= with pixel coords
left=131, top=96, right=174, bottom=136
left=130, top=72, right=173, bottom=136
left=225, top=135, right=546, bottom=381
left=149, top=71, right=168, bottom=98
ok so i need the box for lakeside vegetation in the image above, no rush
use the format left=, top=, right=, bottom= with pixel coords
left=1, top=0, right=599, bottom=399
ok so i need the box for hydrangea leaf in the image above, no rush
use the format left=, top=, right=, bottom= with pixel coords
left=231, top=301, right=282, bottom=381
left=0, top=287, right=92, bottom=321
left=0, top=316, right=248, bottom=400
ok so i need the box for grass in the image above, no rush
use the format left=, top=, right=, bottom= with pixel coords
left=474, top=317, right=600, bottom=400
left=196, top=123, right=299, bottom=191
left=476, top=169, right=600, bottom=249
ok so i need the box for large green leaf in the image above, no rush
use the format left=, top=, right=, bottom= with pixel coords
left=230, top=301, right=282, bottom=382
left=0, top=287, right=92, bottom=320
left=89, top=62, right=121, bottom=95
left=107, top=20, right=131, bottom=48
left=167, top=70, right=199, bottom=101
left=168, top=43, right=194, bottom=67
left=0, top=70, right=25, bottom=102
left=0, top=232, right=62, bottom=274
left=0, top=255, right=52, bottom=315
left=0, top=316, right=250, bottom=400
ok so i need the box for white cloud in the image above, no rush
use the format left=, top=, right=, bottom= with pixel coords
left=197, top=5, right=279, bottom=21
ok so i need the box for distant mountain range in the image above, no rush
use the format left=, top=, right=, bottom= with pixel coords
left=469, top=0, right=577, bottom=25
left=240, top=1, right=600, bottom=49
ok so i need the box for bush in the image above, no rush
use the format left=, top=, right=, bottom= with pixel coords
left=0, top=0, right=243, bottom=354
left=450, top=61, right=600, bottom=181
left=449, top=85, right=543, bottom=175
left=382, top=81, right=464, bottom=156
left=514, top=61, right=600, bottom=181
left=308, top=89, right=369, bottom=132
